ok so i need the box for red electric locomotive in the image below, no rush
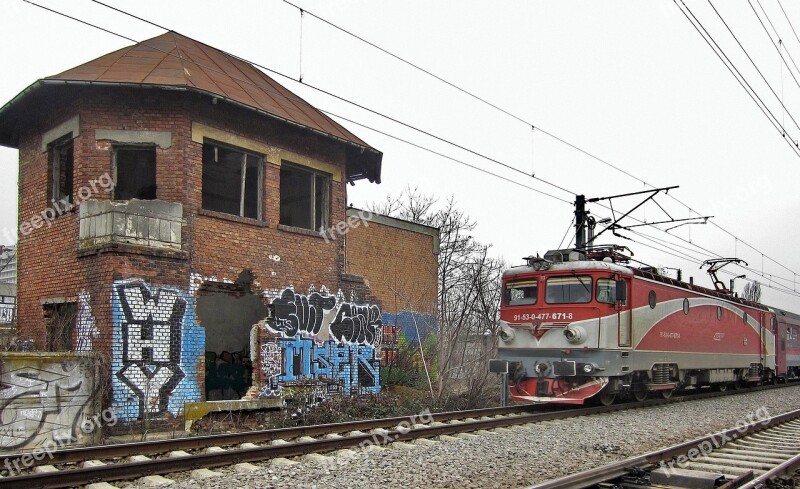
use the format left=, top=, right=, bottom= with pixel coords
left=492, top=192, right=798, bottom=405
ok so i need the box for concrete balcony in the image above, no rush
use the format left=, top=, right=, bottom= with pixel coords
left=79, top=199, right=183, bottom=251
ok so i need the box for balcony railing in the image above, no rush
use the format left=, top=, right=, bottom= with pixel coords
left=79, top=199, right=183, bottom=251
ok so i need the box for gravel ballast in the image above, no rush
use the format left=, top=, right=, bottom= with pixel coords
left=121, top=385, right=800, bottom=489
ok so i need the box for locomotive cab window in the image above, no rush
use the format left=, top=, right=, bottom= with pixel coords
left=506, top=280, right=538, bottom=306
left=596, top=278, right=626, bottom=305
left=546, top=276, right=591, bottom=304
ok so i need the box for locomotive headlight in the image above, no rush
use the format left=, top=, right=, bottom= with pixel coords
left=497, top=321, right=515, bottom=343
left=582, top=363, right=595, bottom=374
left=563, top=325, right=586, bottom=344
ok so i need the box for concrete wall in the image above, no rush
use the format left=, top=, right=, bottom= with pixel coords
left=0, top=352, right=101, bottom=452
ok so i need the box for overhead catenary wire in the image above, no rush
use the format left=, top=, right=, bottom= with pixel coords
left=23, top=0, right=800, bottom=300
left=674, top=0, right=800, bottom=157
left=322, top=110, right=572, bottom=205
left=90, top=0, right=800, bottom=291
left=29, top=0, right=576, bottom=203
left=754, top=0, right=800, bottom=82
left=707, top=0, right=800, bottom=135
left=281, top=0, right=800, bottom=288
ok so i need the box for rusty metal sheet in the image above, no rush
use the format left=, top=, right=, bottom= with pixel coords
left=46, top=31, right=372, bottom=149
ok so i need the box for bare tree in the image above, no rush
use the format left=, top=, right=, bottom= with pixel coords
left=370, top=187, right=505, bottom=407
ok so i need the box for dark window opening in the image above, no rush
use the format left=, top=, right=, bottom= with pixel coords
left=545, top=276, right=591, bottom=304
left=648, top=290, right=657, bottom=309
left=202, top=141, right=262, bottom=219
left=505, top=280, right=538, bottom=306
left=280, top=163, right=330, bottom=231
left=44, top=302, right=77, bottom=352
left=49, top=135, right=74, bottom=205
left=197, top=272, right=267, bottom=401
left=114, top=147, right=157, bottom=200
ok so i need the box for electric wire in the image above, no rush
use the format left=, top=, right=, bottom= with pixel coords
left=775, top=0, right=800, bottom=53
left=708, top=0, right=800, bottom=134
left=29, top=0, right=576, bottom=203
left=747, top=0, right=800, bottom=99
left=756, top=0, right=800, bottom=81
left=88, top=0, right=800, bottom=294
left=674, top=0, right=800, bottom=158
left=282, top=0, right=800, bottom=286
left=24, top=0, right=800, bottom=300
left=322, top=110, right=572, bottom=205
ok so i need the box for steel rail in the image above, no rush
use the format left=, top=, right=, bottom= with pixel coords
left=0, top=404, right=527, bottom=468
left=528, top=405, right=800, bottom=489
left=738, top=451, right=800, bottom=489
left=3, top=382, right=796, bottom=488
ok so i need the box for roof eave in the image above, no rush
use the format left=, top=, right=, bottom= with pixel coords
left=0, top=80, right=383, bottom=183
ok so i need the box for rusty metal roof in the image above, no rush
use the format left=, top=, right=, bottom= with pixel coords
left=0, top=31, right=381, bottom=183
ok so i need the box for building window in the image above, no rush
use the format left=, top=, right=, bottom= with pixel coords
left=202, top=141, right=262, bottom=219
left=49, top=135, right=74, bottom=205
left=280, top=163, right=330, bottom=230
left=44, top=302, right=77, bottom=352
left=114, top=147, right=157, bottom=200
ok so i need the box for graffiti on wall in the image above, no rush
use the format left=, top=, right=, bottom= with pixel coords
left=0, top=355, right=98, bottom=451
left=75, top=290, right=99, bottom=352
left=112, top=280, right=203, bottom=422
left=259, top=286, right=382, bottom=396
left=380, top=312, right=438, bottom=366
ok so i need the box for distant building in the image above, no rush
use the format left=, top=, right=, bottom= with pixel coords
left=0, top=245, right=16, bottom=284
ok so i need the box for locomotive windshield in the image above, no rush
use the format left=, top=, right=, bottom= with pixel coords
left=545, top=276, right=592, bottom=304
left=505, top=280, right=538, bottom=306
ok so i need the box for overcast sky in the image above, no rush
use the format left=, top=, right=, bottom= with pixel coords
left=2, top=1, right=800, bottom=309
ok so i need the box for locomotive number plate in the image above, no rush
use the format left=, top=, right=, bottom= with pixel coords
left=512, top=312, right=574, bottom=321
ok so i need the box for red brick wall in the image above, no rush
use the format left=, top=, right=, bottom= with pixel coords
left=345, top=218, right=438, bottom=317
left=12, top=85, right=397, bottom=414
left=14, top=87, right=365, bottom=347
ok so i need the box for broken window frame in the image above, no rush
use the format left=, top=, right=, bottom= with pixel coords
left=201, top=140, right=263, bottom=220
left=113, top=145, right=157, bottom=201
left=44, top=301, right=77, bottom=352
left=279, top=162, right=331, bottom=231
left=48, top=134, right=74, bottom=205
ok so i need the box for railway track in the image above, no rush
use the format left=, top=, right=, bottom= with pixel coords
left=2, top=382, right=794, bottom=488
left=530, top=404, right=800, bottom=489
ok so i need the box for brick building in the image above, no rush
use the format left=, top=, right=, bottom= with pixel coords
left=344, top=208, right=438, bottom=364
left=0, top=32, right=437, bottom=424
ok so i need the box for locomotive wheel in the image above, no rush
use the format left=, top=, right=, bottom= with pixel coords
left=630, top=383, right=648, bottom=402
left=716, top=383, right=728, bottom=392
left=660, top=389, right=674, bottom=399
left=598, top=391, right=616, bottom=406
